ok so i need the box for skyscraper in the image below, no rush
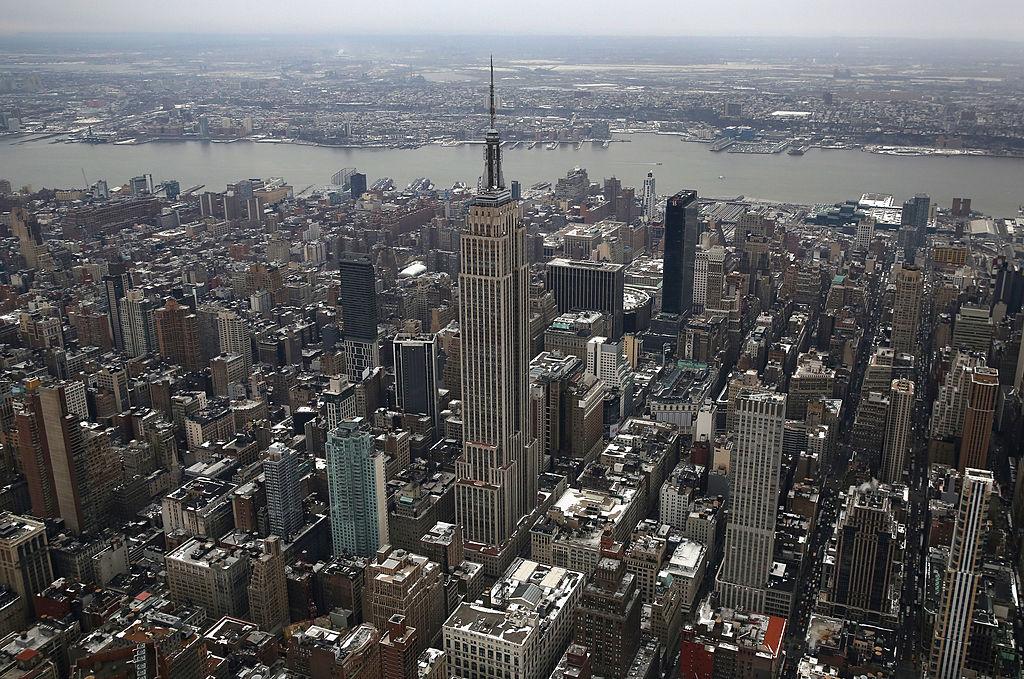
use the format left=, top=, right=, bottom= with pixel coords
left=154, top=298, right=201, bottom=371
left=119, top=288, right=157, bottom=358
left=693, top=245, right=725, bottom=312
left=0, top=512, right=53, bottom=618
left=855, top=216, right=875, bottom=253
left=247, top=536, right=289, bottom=633
left=380, top=616, right=419, bottom=679
left=350, top=172, right=367, bottom=199
left=339, top=253, right=378, bottom=339
left=217, top=310, right=252, bottom=373
left=662, top=190, right=699, bottom=316
left=929, top=469, right=993, bottom=679
left=931, top=351, right=985, bottom=441
left=717, top=391, right=787, bottom=613
left=891, top=263, right=923, bottom=355
left=327, top=418, right=388, bottom=557
left=102, top=267, right=133, bottom=352
left=14, top=392, right=59, bottom=520
left=264, top=442, right=304, bottom=541
left=454, top=59, right=538, bottom=576
left=641, top=171, right=656, bottom=222
left=951, top=305, right=994, bottom=358
left=36, top=385, right=119, bottom=536
left=210, top=353, right=246, bottom=398
left=365, top=545, right=447, bottom=655
left=573, top=556, right=641, bottom=679
left=881, top=378, right=914, bottom=483
left=788, top=350, right=836, bottom=421
left=39, top=384, right=90, bottom=535
left=951, top=197, right=972, bottom=219
left=332, top=167, right=356, bottom=187
left=339, top=253, right=380, bottom=379
left=821, top=483, right=905, bottom=622
left=545, top=259, right=625, bottom=340
left=393, top=333, right=442, bottom=436
left=958, top=367, right=998, bottom=472
left=900, top=193, right=930, bottom=259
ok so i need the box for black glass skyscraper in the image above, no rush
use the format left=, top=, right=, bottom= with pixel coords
left=393, top=334, right=441, bottom=435
left=662, top=190, right=699, bottom=316
left=545, top=259, right=625, bottom=339
left=900, top=193, right=929, bottom=260
left=102, top=266, right=134, bottom=352
left=350, top=172, right=367, bottom=199
left=338, top=253, right=378, bottom=342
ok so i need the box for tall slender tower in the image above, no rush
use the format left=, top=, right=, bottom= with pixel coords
left=39, top=384, right=88, bottom=535
left=455, top=59, right=537, bottom=575
left=891, top=263, right=923, bottom=355
left=154, top=298, right=200, bottom=371
left=14, top=392, right=59, bottom=520
left=899, top=193, right=930, bottom=260
left=339, top=253, right=380, bottom=379
left=958, top=367, right=998, bottom=472
left=931, top=351, right=985, bottom=440
left=393, top=333, right=442, bottom=436
left=929, top=469, right=993, bottom=679
left=217, top=310, right=252, bottom=373
left=662, top=190, right=699, bottom=316
left=716, top=391, right=787, bottom=613
left=102, top=267, right=133, bottom=352
left=881, top=378, right=914, bottom=483
left=119, top=288, right=157, bottom=358
left=641, top=171, right=656, bottom=222
left=247, top=536, right=289, bottom=633
left=264, top=442, right=304, bottom=541
left=327, top=418, right=389, bottom=557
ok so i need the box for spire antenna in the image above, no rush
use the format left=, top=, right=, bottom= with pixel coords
left=489, top=55, right=496, bottom=129
left=481, top=56, right=504, bottom=192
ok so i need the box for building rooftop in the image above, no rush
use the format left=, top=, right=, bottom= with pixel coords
left=649, top=361, right=715, bottom=404
left=368, top=545, right=438, bottom=587
left=163, top=477, right=233, bottom=511
left=444, top=558, right=582, bottom=647
left=690, top=600, right=786, bottom=660
left=417, top=648, right=446, bottom=677
left=421, top=521, right=459, bottom=548
left=167, top=539, right=243, bottom=570
left=548, top=484, right=637, bottom=541
left=0, top=513, right=45, bottom=543
left=665, top=538, right=707, bottom=578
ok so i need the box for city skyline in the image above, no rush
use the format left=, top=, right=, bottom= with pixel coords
left=0, top=35, right=1021, bottom=679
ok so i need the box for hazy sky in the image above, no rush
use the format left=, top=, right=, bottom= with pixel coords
left=2, top=0, right=1023, bottom=40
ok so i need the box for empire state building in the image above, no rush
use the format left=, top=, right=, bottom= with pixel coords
left=455, top=59, right=538, bottom=576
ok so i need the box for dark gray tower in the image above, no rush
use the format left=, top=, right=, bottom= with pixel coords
left=662, top=190, right=699, bottom=316
left=102, top=267, right=134, bottom=352
left=545, top=259, right=625, bottom=340
left=338, top=254, right=378, bottom=342
left=393, top=334, right=442, bottom=437
left=899, top=193, right=930, bottom=260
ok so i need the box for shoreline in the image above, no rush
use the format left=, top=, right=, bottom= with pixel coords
left=6, top=130, right=1023, bottom=217
left=18, top=131, right=1024, bottom=160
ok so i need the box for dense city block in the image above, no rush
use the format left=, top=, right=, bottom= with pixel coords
left=1, top=28, right=1023, bottom=679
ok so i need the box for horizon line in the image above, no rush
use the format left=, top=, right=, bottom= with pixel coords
left=2, top=30, right=1024, bottom=45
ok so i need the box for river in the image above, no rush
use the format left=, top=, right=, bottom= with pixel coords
left=4, top=133, right=1023, bottom=217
